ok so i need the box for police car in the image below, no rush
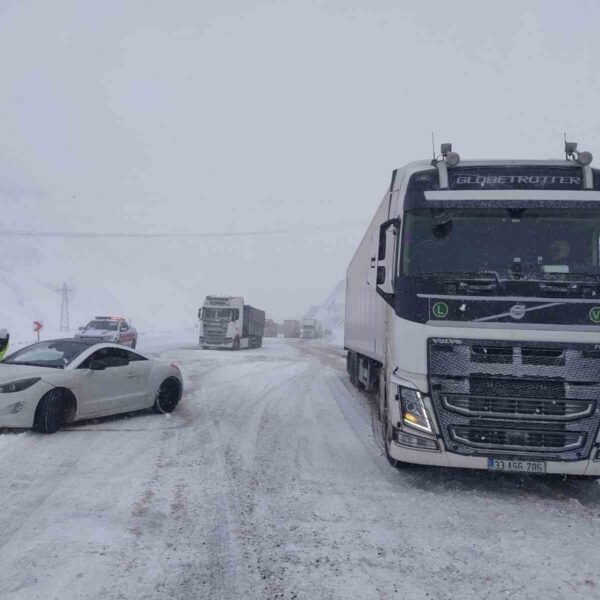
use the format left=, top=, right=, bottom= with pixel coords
left=75, top=316, right=138, bottom=348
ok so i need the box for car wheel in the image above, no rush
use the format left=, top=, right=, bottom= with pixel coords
left=131, top=338, right=137, bottom=349
left=153, top=377, right=181, bottom=414
left=33, top=389, right=69, bottom=433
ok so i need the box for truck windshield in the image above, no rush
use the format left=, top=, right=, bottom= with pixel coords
left=85, top=320, right=119, bottom=331
left=202, top=308, right=238, bottom=319
left=402, top=208, right=600, bottom=279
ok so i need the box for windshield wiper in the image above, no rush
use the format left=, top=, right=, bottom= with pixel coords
left=410, top=271, right=503, bottom=294
left=410, top=271, right=501, bottom=283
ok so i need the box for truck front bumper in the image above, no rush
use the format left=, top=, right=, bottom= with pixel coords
left=389, top=440, right=600, bottom=476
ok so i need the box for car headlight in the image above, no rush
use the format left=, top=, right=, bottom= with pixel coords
left=397, top=386, right=433, bottom=434
left=0, top=378, right=41, bottom=393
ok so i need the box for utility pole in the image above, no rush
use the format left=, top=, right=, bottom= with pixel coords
left=56, top=282, right=74, bottom=332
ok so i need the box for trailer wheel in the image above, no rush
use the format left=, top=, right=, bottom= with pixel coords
left=348, top=352, right=359, bottom=387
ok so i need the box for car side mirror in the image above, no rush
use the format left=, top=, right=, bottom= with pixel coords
left=78, top=326, right=85, bottom=331
left=89, top=359, right=107, bottom=371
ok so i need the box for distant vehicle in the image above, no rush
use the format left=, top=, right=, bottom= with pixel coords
left=0, top=339, right=182, bottom=433
left=264, top=319, right=279, bottom=338
left=75, top=316, right=137, bottom=348
left=300, top=319, right=323, bottom=339
left=199, top=296, right=265, bottom=349
left=283, top=320, right=301, bottom=338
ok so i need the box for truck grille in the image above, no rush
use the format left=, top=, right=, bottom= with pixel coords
left=442, top=393, right=594, bottom=421
left=428, top=339, right=600, bottom=461
left=201, top=320, right=228, bottom=345
left=450, top=426, right=585, bottom=452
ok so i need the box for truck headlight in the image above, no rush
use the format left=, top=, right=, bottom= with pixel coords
left=0, top=378, right=41, bottom=393
left=397, top=386, right=432, bottom=434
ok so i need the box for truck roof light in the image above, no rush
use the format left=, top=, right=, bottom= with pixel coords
left=577, top=150, right=593, bottom=166
left=445, top=151, right=461, bottom=167
left=565, top=141, right=593, bottom=166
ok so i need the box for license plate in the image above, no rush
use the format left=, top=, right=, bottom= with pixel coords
left=487, top=458, right=546, bottom=473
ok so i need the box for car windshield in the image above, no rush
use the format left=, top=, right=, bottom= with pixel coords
left=2, top=340, right=90, bottom=368
left=402, top=208, right=600, bottom=279
left=85, top=320, right=119, bottom=331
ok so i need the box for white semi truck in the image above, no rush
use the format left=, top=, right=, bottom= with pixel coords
left=345, top=142, right=600, bottom=477
left=199, top=296, right=265, bottom=350
left=300, top=319, right=323, bottom=339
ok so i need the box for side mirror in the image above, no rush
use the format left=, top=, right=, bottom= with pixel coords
left=89, top=359, right=107, bottom=371
left=375, top=218, right=400, bottom=298
left=78, top=326, right=85, bottom=331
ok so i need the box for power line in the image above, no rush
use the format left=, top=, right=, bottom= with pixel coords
left=0, top=223, right=365, bottom=239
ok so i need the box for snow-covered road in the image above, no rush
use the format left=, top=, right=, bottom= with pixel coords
left=1, top=338, right=599, bottom=600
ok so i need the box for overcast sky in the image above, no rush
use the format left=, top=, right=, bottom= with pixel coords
left=1, top=0, right=600, bottom=323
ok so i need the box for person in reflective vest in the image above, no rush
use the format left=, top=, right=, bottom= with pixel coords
left=0, top=329, right=9, bottom=360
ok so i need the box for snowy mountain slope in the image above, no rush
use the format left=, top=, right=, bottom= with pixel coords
left=304, top=279, right=345, bottom=332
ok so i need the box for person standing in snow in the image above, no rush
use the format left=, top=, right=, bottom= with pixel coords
left=0, top=329, right=9, bottom=360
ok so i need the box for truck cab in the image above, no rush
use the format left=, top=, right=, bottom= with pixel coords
left=345, top=143, right=600, bottom=477
left=300, top=319, right=323, bottom=339
left=199, top=296, right=265, bottom=349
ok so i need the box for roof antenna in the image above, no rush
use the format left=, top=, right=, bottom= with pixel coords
left=431, top=132, right=436, bottom=161
left=564, top=132, right=568, bottom=159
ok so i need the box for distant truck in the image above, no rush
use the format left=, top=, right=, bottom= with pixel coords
left=75, top=316, right=138, bottom=348
left=264, top=319, right=279, bottom=338
left=199, top=296, right=265, bottom=350
left=300, top=319, right=323, bottom=339
left=283, top=320, right=301, bottom=338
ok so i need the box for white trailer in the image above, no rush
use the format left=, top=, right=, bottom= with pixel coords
left=345, top=142, right=600, bottom=477
left=199, top=296, right=265, bottom=350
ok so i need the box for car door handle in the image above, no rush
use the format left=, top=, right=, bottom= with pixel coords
left=127, top=373, right=136, bottom=378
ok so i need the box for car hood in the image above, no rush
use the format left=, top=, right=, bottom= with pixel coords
left=0, top=363, right=59, bottom=383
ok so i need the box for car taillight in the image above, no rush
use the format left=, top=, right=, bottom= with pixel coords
left=171, top=363, right=180, bottom=371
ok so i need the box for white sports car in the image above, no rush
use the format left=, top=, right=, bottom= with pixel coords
left=0, top=339, right=183, bottom=433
